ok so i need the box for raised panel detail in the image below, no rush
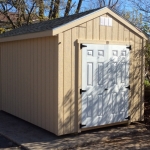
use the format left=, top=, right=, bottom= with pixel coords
left=111, top=62, right=117, bottom=84
left=112, top=93, right=117, bottom=114
left=121, top=62, right=126, bottom=83
left=98, top=63, right=104, bottom=85
left=87, top=50, right=93, bottom=56
left=87, top=95, right=92, bottom=117
left=87, top=63, right=93, bottom=86
left=98, top=50, right=104, bottom=56
left=98, top=94, right=103, bottom=116
left=120, top=92, right=125, bottom=112
left=112, top=50, right=118, bottom=56
left=121, top=50, right=126, bottom=56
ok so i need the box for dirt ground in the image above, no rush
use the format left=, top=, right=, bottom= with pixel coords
left=75, top=130, right=150, bottom=150
left=0, top=98, right=150, bottom=150
left=75, top=98, right=150, bottom=150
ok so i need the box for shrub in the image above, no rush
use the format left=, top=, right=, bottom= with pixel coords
left=144, top=79, right=150, bottom=88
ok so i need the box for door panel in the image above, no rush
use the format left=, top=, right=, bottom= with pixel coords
left=81, top=44, right=129, bottom=128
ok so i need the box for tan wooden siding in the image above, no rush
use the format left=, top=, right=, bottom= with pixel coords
left=130, top=35, right=143, bottom=122
left=1, top=36, right=58, bottom=135
left=58, top=13, right=144, bottom=135
left=58, top=27, right=79, bottom=135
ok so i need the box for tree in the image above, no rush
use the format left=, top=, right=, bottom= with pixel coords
left=97, top=0, right=119, bottom=8
left=38, top=0, right=44, bottom=21
left=129, top=0, right=150, bottom=25
left=0, top=0, right=37, bottom=29
left=0, top=0, right=123, bottom=30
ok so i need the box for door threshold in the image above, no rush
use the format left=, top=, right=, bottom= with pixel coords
left=81, top=121, right=129, bottom=132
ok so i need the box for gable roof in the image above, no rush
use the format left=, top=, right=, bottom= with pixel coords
left=0, top=7, right=148, bottom=42
left=0, top=8, right=100, bottom=38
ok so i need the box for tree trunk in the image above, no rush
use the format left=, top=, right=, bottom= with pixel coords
left=64, top=0, right=72, bottom=17
left=52, top=0, right=60, bottom=19
left=75, top=0, right=83, bottom=14
left=39, top=0, right=44, bottom=21
left=49, top=0, right=54, bottom=19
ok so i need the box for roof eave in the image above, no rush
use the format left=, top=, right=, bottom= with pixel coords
left=0, top=29, right=53, bottom=43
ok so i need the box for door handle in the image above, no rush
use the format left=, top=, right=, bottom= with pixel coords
left=80, top=89, right=87, bottom=94
left=105, top=88, right=108, bottom=90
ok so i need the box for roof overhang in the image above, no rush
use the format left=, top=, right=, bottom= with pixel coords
left=0, top=30, right=53, bottom=42
left=0, top=7, right=148, bottom=42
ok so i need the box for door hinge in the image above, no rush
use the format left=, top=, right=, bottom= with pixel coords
left=125, top=116, right=130, bottom=120
left=80, top=123, right=86, bottom=128
left=80, top=89, right=87, bottom=94
left=126, top=45, right=131, bottom=50
left=80, top=44, right=87, bottom=49
left=125, top=85, right=130, bottom=90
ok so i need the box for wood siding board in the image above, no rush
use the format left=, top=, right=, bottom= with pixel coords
left=141, top=38, right=145, bottom=120
left=20, top=41, right=24, bottom=118
left=9, top=42, right=12, bottom=114
left=75, top=27, right=79, bottom=133
left=37, top=38, right=42, bottom=127
left=86, top=20, right=93, bottom=40
left=30, top=39, right=34, bottom=124
left=93, top=17, right=99, bottom=40
left=129, top=32, right=134, bottom=121
left=124, top=27, right=130, bottom=41
left=13, top=42, right=17, bottom=116
left=33, top=38, right=38, bottom=125
left=54, top=36, right=58, bottom=134
left=106, top=14, right=112, bottom=41
left=78, top=41, right=82, bottom=133
left=58, top=33, right=64, bottom=135
left=15, top=43, right=18, bottom=116
left=23, top=41, right=26, bottom=118
left=132, top=35, right=141, bottom=121
left=112, top=18, right=119, bottom=41
left=63, top=30, right=72, bottom=134
left=23, top=41, right=27, bottom=120
left=28, top=40, right=31, bottom=122
left=118, top=23, right=124, bottom=41
left=17, top=42, right=20, bottom=118
left=41, top=37, right=46, bottom=129
left=100, top=14, right=106, bottom=40
left=70, top=27, right=76, bottom=133
left=78, top=23, right=86, bottom=39
left=139, top=38, right=143, bottom=120
left=49, top=37, right=54, bottom=132
left=45, top=37, right=50, bottom=130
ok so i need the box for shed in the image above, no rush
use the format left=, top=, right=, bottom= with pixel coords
left=0, top=7, right=148, bottom=136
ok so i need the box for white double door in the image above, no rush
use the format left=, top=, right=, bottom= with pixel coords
left=81, top=44, right=129, bottom=128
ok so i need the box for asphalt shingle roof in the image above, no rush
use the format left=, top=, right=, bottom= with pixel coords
left=0, top=7, right=147, bottom=38
left=0, top=8, right=100, bottom=38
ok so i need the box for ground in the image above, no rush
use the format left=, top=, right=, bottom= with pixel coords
left=0, top=134, right=24, bottom=149
left=0, top=98, right=150, bottom=150
left=75, top=97, right=150, bottom=150
left=74, top=123, right=150, bottom=150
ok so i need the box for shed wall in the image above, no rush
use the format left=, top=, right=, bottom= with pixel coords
left=58, top=13, right=144, bottom=135
left=1, top=36, right=58, bottom=135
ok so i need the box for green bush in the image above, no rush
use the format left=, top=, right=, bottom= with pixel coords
left=144, top=79, right=150, bottom=88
